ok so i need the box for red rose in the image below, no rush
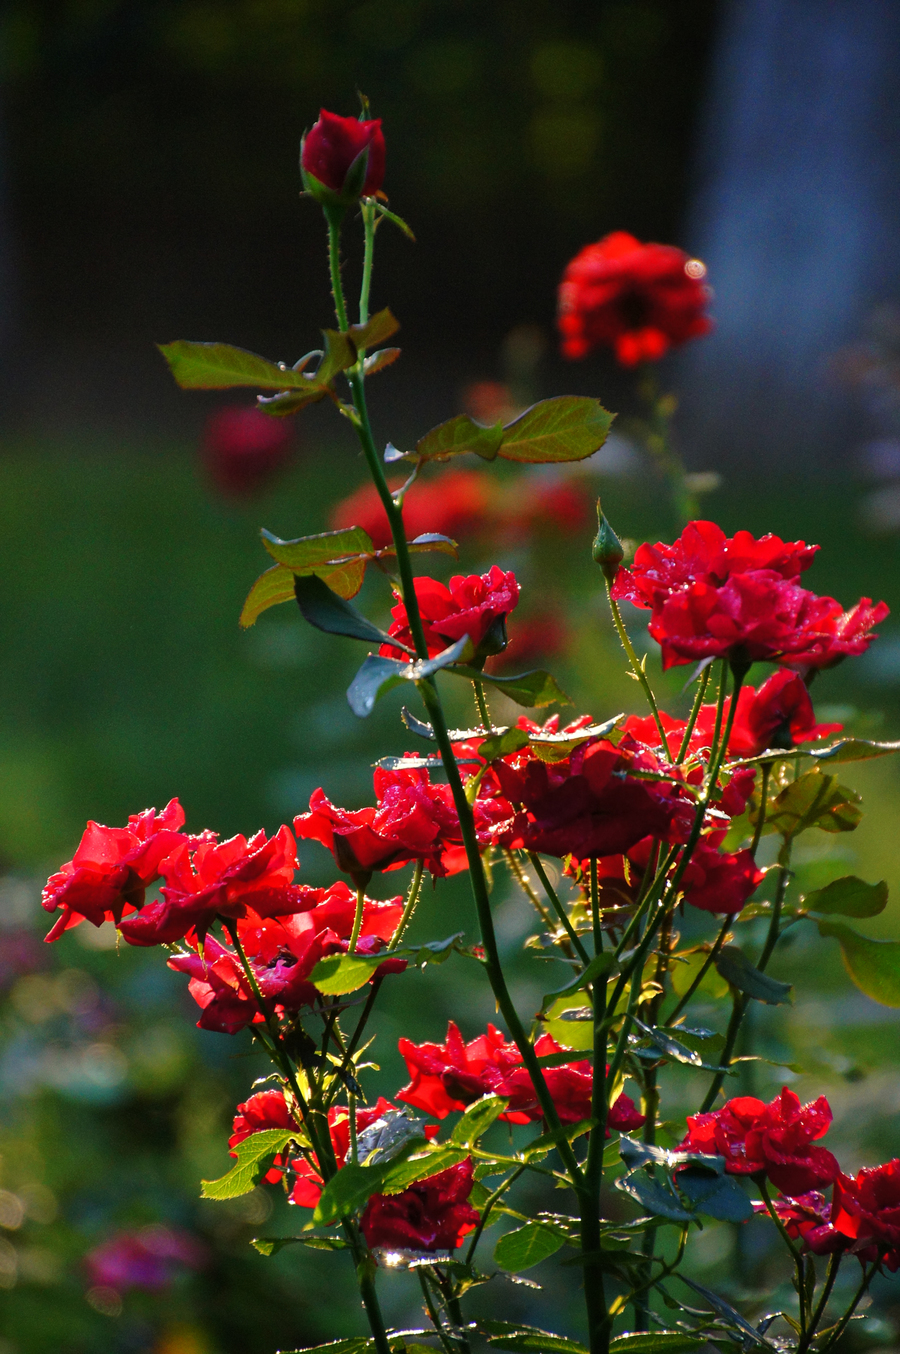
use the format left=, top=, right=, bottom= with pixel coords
left=379, top=567, right=520, bottom=661
left=488, top=736, right=693, bottom=860
left=753, top=1191, right=846, bottom=1256
left=118, top=825, right=301, bottom=946
left=361, top=1158, right=480, bottom=1254
left=557, top=231, right=712, bottom=365
left=679, top=834, right=764, bottom=915
left=678, top=1088, right=839, bottom=1195
left=286, top=1097, right=405, bottom=1207
left=301, top=109, right=385, bottom=205
left=42, top=799, right=187, bottom=942
left=397, top=1021, right=644, bottom=1132
left=785, top=597, right=890, bottom=671
left=201, top=406, right=294, bottom=497
left=230, top=1089, right=300, bottom=1184
left=330, top=470, right=491, bottom=551
left=832, top=1159, right=900, bottom=1270
left=612, top=522, right=818, bottom=611
left=167, top=883, right=404, bottom=1032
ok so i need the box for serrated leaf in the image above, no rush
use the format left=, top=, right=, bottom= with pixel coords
left=803, top=875, right=888, bottom=918
left=677, top=1169, right=754, bottom=1222
left=528, top=715, right=623, bottom=763
left=669, top=950, right=729, bottom=1001
left=312, top=1162, right=392, bottom=1226
left=615, top=1173, right=694, bottom=1222
left=261, top=526, right=374, bottom=570
left=158, top=340, right=318, bottom=391
left=764, top=769, right=862, bottom=837
left=251, top=1235, right=347, bottom=1256
left=416, top=414, right=505, bottom=462
left=308, top=952, right=385, bottom=995
left=451, top=665, right=570, bottom=709
left=278, top=1341, right=376, bottom=1354
left=619, top=1139, right=723, bottom=1175
left=478, top=728, right=530, bottom=760
left=609, top=1336, right=705, bottom=1353
left=498, top=397, right=614, bottom=463
left=816, top=920, right=900, bottom=1006
left=357, top=1109, right=431, bottom=1167
left=240, top=564, right=297, bottom=628
left=450, top=1095, right=508, bottom=1146
left=363, top=347, right=401, bottom=376
left=346, top=637, right=471, bottom=718
left=348, top=307, right=400, bottom=350
left=809, top=737, right=900, bottom=764
left=483, top=1321, right=588, bottom=1354
left=201, top=1128, right=298, bottom=1200
left=294, top=574, right=399, bottom=648
left=317, top=329, right=358, bottom=384
left=494, top=1221, right=565, bottom=1273
left=379, top=1144, right=469, bottom=1194
left=629, top=1019, right=711, bottom=1069
left=715, top=947, right=792, bottom=1005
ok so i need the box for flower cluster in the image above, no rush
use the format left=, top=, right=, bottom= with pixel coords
left=612, top=520, right=888, bottom=671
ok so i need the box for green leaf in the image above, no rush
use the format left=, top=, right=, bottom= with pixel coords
left=816, top=920, right=900, bottom=1006
left=239, top=564, right=297, bottom=628
left=498, top=397, right=614, bottom=464
left=357, top=1109, right=434, bottom=1167
left=451, top=1095, right=508, bottom=1146
left=677, top=1170, right=753, bottom=1222
left=294, top=574, right=400, bottom=648
left=528, top=715, right=623, bottom=763
left=630, top=1019, right=721, bottom=1071
left=714, top=946, right=792, bottom=1005
left=307, top=952, right=385, bottom=996
left=478, top=728, right=530, bottom=760
left=278, top=1341, right=376, bottom=1354
left=261, top=526, right=374, bottom=570
left=346, top=638, right=471, bottom=718
left=764, top=769, right=862, bottom=838
left=363, top=347, right=401, bottom=377
left=347, top=307, right=400, bottom=350
left=158, top=340, right=320, bottom=391
left=615, top=1174, right=694, bottom=1222
left=669, top=950, right=729, bottom=1001
left=609, top=1336, right=705, bottom=1353
left=494, top=1221, right=565, bottom=1272
left=379, top=1144, right=469, bottom=1194
left=541, top=996, right=594, bottom=1052
left=809, top=737, right=900, bottom=764
left=450, top=665, right=570, bottom=709
left=676, top=1276, right=777, bottom=1349
left=803, top=875, right=888, bottom=918
left=483, top=1322, right=588, bottom=1354
left=201, top=1128, right=298, bottom=1200
left=251, top=1235, right=347, bottom=1256
left=313, top=1162, right=392, bottom=1226
left=540, top=953, right=617, bottom=1012
left=316, top=329, right=358, bottom=384
left=416, top=414, right=505, bottom=462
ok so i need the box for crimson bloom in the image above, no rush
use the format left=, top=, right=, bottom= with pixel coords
left=679, top=834, right=764, bottom=914
left=488, top=735, right=693, bottom=860
left=85, top=1226, right=207, bottom=1292
left=753, top=1191, right=845, bottom=1257
left=361, top=1158, right=480, bottom=1254
left=331, top=471, right=491, bottom=551
left=42, top=800, right=187, bottom=943
left=301, top=109, right=385, bottom=205
left=832, top=1159, right=900, bottom=1270
left=558, top=231, right=712, bottom=366
left=380, top=567, right=520, bottom=662
left=230, top=1089, right=301, bottom=1184
left=201, top=406, right=294, bottom=497
left=397, top=1021, right=645, bottom=1132
left=118, top=825, right=301, bottom=946
left=678, top=1088, right=839, bottom=1195
left=786, top=597, right=891, bottom=671
left=294, top=767, right=510, bottom=883
left=168, top=883, right=404, bottom=1033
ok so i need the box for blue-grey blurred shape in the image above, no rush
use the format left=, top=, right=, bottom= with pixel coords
left=677, top=0, right=900, bottom=468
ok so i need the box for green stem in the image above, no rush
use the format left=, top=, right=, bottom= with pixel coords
left=817, top=1264, right=873, bottom=1354
left=799, top=1251, right=841, bottom=1354
left=676, top=663, right=712, bottom=764
left=359, top=199, right=376, bottom=328
left=463, top=1165, right=526, bottom=1266
left=473, top=679, right=492, bottom=729
left=759, top=1178, right=807, bottom=1328
left=582, top=855, right=610, bottom=1354
left=349, top=883, right=366, bottom=952
left=606, top=585, right=670, bottom=757
left=528, top=852, right=590, bottom=965
left=418, top=1270, right=456, bottom=1354
left=503, top=850, right=564, bottom=952
left=665, top=914, right=731, bottom=1025
left=326, top=208, right=350, bottom=332
left=750, top=761, right=772, bottom=857
left=388, top=860, right=424, bottom=949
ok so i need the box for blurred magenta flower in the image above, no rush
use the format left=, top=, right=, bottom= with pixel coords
left=201, top=406, right=294, bottom=497
left=85, top=1225, right=208, bottom=1292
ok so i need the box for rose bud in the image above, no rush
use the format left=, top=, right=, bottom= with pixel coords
left=301, top=109, right=386, bottom=209
left=592, top=501, right=624, bottom=584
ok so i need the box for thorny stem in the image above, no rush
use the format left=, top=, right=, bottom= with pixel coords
left=349, top=883, right=366, bottom=952
left=528, top=852, right=590, bottom=965
left=750, top=761, right=772, bottom=857
left=418, top=1269, right=456, bottom=1354
left=504, top=849, right=565, bottom=953
left=464, top=1164, right=527, bottom=1265
left=327, top=210, right=585, bottom=1197
left=388, top=860, right=424, bottom=948
left=359, top=199, right=376, bottom=328
left=582, top=854, right=610, bottom=1353
left=676, top=663, right=712, bottom=764
left=473, top=679, right=492, bottom=730
left=606, top=584, right=670, bottom=757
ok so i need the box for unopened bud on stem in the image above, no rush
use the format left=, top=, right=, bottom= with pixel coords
left=592, top=500, right=624, bottom=584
